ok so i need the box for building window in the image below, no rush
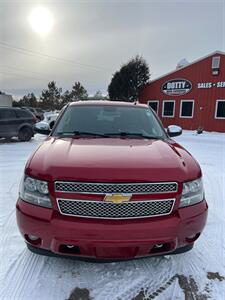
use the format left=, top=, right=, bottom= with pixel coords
left=212, top=56, right=221, bottom=68
left=162, top=100, right=175, bottom=117
left=212, top=56, right=220, bottom=75
left=215, top=100, right=225, bottom=119
left=148, top=101, right=159, bottom=114
left=180, top=100, right=194, bottom=118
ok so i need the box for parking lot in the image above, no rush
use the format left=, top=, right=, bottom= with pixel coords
left=1, top=131, right=225, bottom=300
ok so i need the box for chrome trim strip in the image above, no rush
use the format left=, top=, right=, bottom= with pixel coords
left=56, top=198, right=176, bottom=220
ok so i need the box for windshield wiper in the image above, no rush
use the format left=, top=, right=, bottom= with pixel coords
left=105, top=132, right=160, bottom=139
left=55, top=131, right=160, bottom=139
left=73, top=131, right=108, bottom=137
left=56, top=131, right=108, bottom=137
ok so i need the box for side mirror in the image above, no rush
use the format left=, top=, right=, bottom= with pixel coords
left=167, top=125, right=182, bottom=137
left=34, top=121, right=51, bottom=135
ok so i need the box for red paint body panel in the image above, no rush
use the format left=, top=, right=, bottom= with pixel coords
left=139, top=52, right=225, bottom=132
left=25, top=137, right=201, bottom=183
left=16, top=199, right=208, bottom=259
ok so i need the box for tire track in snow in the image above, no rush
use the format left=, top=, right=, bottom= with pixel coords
left=31, top=257, right=87, bottom=300
left=79, top=256, right=177, bottom=300
left=98, top=265, right=147, bottom=300
left=80, top=261, right=100, bottom=285
left=72, top=261, right=109, bottom=300
left=1, top=250, right=47, bottom=300
left=117, top=256, right=179, bottom=300
left=200, top=154, right=225, bottom=269
left=0, top=208, right=21, bottom=282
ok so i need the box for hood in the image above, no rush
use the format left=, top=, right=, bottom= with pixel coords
left=26, top=137, right=201, bottom=183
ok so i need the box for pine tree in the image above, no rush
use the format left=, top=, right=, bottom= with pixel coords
left=61, top=90, right=73, bottom=106
left=93, top=90, right=104, bottom=99
left=16, top=93, right=38, bottom=107
left=40, top=81, right=62, bottom=109
left=108, top=56, right=150, bottom=102
left=70, top=82, right=88, bottom=101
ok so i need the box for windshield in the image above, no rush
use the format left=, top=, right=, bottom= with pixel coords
left=52, top=105, right=166, bottom=139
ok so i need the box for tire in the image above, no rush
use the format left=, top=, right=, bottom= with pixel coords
left=18, top=127, right=33, bottom=142
left=5, top=137, right=12, bottom=142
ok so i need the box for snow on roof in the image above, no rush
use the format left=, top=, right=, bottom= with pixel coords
left=176, top=58, right=189, bottom=69
left=69, top=100, right=148, bottom=108
left=149, top=50, right=225, bottom=85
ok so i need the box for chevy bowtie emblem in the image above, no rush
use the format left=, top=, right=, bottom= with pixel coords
left=104, top=193, right=132, bottom=204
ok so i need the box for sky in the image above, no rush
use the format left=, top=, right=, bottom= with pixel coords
left=0, top=0, right=224, bottom=99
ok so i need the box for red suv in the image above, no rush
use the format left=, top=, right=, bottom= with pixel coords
left=16, top=101, right=208, bottom=260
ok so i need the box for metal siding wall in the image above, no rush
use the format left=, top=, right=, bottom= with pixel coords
left=139, top=53, right=225, bottom=132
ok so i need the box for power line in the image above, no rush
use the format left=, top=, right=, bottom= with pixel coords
left=0, top=70, right=47, bottom=81
left=1, top=65, right=51, bottom=80
left=0, top=65, right=98, bottom=84
left=0, top=41, right=102, bottom=70
left=0, top=41, right=109, bottom=71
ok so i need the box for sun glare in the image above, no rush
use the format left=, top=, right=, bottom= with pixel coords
left=28, top=7, right=54, bottom=36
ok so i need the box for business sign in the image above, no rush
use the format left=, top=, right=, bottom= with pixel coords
left=162, top=78, right=192, bottom=96
left=197, top=81, right=225, bottom=89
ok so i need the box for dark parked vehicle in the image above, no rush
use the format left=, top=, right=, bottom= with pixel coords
left=22, top=107, right=44, bottom=121
left=0, top=107, right=36, bottom=141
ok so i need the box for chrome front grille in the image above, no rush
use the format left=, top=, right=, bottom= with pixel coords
left=55, top=181, right=178, bottom=194
left=57, top=199, right=175, bottom=219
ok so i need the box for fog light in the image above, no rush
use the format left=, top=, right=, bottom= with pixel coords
left=150, top=242, right=171, bottom=254
left=28, top=234, right=39, bottom=241
left=187, top=234, right=196, bottom=239
left=25, top=234, right=42, bottom=246
left=59, top=244, right=81, bottom=254
left=186, top=233, right=200, bottom=243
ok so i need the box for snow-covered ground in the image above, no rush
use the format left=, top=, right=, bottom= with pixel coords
left=0, top=131, right=225, bottom=300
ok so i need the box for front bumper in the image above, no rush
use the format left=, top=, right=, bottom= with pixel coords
left=16, top=198, right=208, bottom=260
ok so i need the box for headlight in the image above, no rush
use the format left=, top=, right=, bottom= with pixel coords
left=179, top=178, right=204, bottom=208
left=19, top=175, right=52, bottom=208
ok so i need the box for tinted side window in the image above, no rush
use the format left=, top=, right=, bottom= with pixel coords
left=16, top=110, right=32, bottom=118
left=0, top=109, right=17, bottom=119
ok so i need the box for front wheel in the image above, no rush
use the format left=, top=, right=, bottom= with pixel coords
left=18, top=127, right=33, bottom=142
left=5, top=137, right=12, bottom=142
